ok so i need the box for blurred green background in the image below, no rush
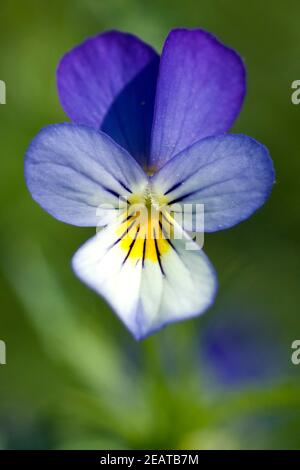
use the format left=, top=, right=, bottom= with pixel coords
left=1, top=0, right=300, bottom=450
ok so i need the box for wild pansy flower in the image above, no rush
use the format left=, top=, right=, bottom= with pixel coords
left=25, top=29, right=274, bottom=340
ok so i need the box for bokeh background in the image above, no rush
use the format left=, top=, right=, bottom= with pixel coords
left=1, top=0, right=300, bottom=450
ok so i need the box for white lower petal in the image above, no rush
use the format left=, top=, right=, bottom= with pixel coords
left=72, top=219, right=217, bottom=339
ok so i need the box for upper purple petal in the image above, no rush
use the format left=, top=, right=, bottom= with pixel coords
left=150, top=28, right=246, bottom=168
left=57, top=31, right=159, bottom=167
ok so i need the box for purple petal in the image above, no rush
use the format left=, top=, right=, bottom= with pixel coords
left=57, top=31, right=159, bottom=167
left=25, top=123, right=147, bottom=227
left=201, top=309, right=283, bottom=387
left=150, top=28, right=246, bottom=168
left=151, top=134, right=275, bottom=232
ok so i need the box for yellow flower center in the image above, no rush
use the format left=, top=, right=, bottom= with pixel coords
left=116, top=184, right=173, bottom=267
